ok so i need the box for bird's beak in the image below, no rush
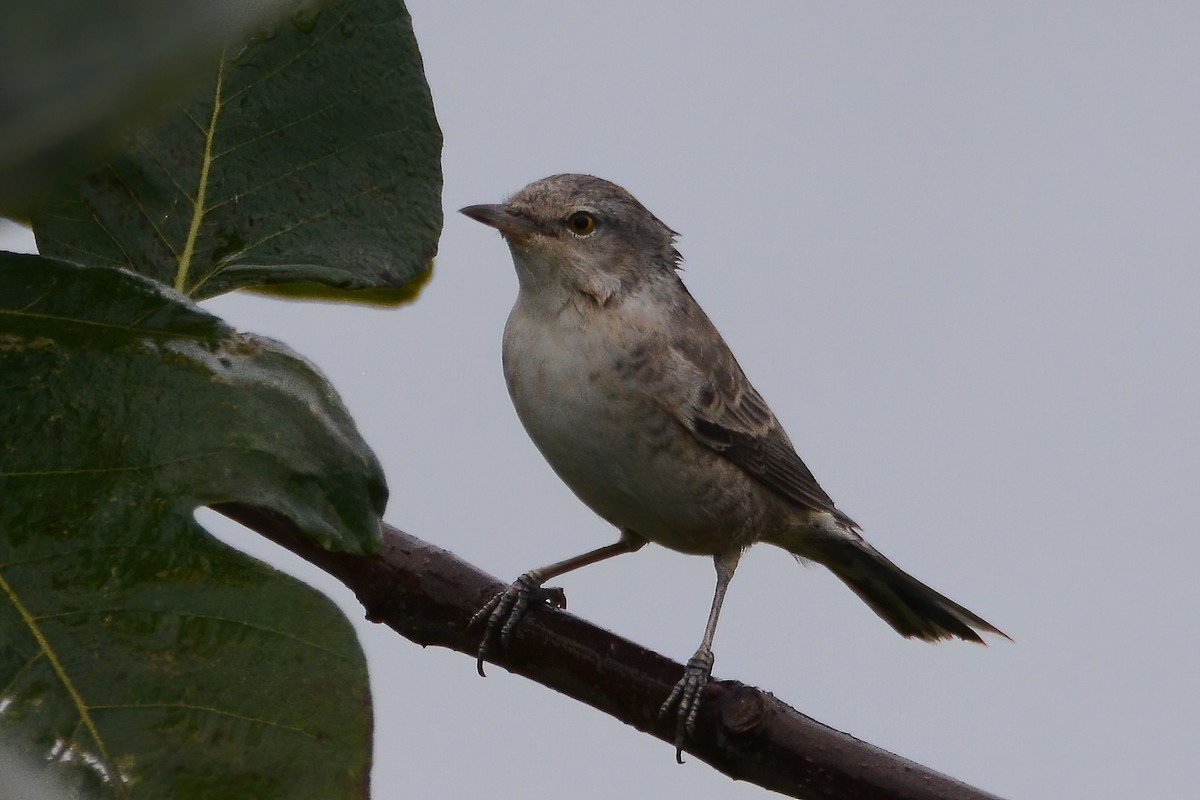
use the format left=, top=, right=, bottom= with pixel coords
left=460, top=203, right=546, bottom=240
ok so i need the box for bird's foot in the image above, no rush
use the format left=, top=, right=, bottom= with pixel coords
left=659, top=647, right=715, bottom=763
left=470, top=572, right=566, bottom=677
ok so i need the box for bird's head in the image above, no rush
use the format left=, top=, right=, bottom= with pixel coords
left=461, top=173, right=680, bottom=306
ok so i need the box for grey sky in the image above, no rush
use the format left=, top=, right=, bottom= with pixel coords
left=5, top=2, right=1198, bottom=797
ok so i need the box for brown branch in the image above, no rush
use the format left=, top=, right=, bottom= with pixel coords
left=216, top=503, right=1005, bottom=800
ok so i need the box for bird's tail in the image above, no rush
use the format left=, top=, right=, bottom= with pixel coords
left=780, top=524, right=1008, bottom=643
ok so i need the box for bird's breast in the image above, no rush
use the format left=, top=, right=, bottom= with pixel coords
left=502, top=299, right=658, bottom=497
left=501, top=295, right=763, bottom=552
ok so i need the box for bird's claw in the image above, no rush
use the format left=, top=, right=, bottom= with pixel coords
left=470, top=572, right=566, bottom=677
left=659, top=648, right=715, bottom=762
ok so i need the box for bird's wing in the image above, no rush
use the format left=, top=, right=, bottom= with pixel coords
left=658, top=303, right=856, bottom=527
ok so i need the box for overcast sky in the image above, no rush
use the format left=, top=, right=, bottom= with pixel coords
left=5, top=2, right=1198, bottom=798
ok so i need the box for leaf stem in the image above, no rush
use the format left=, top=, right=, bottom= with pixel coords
left=176, top=57, right=225, bottom=295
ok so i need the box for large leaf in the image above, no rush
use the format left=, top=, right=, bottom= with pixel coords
left=0, top=253, right=383, bottom=797
left=30, top=0, right=442, bottom=303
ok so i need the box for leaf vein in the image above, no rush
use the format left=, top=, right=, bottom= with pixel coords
left=210, top=103, right=337, bottom=163
left=31, top=234, right=127, bottom=269
left=0, top=650, right=46, bottom=698
left=128, top=127, right=196, bottom=216
left=0, top=306, right=214, bottom=342
left=221, top=5, right=351, bottom=107
left=89, top=702, right=323, bottom=740
left=188, top=183, right=382, bottom=296
left=31, top=609, right=350, bottom=660
left=102, top=164, right=178, bottom=263
left=0, top=572, right=128, bottom=796
left=175, top=59, right=225, bottom=294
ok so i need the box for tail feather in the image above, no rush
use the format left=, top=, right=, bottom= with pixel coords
left=830, top=546, right=1007, bottom=642
left=788, top=525, right=1009, bottom=643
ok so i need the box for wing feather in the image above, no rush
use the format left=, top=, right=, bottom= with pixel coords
left=658, top=299, right=856, bottom=527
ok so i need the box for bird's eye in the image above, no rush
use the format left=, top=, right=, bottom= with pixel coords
left=565, top=211, right=596, bottom=236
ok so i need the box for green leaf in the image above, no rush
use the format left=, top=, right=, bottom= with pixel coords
left=0, top=253, right=383, bottom=797
left=0, top=0, right=296, bottom=214
left=30, top=0, right=443, bottom=303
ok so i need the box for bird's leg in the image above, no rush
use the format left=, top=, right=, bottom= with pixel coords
left=472, top=529, right=647, bottom=676
left=660, top=550, right=740, bottom=762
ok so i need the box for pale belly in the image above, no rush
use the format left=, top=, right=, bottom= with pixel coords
left=502, top=302, right=771, bottom=555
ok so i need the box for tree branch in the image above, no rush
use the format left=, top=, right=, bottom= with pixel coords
left=216, top=503, right=1004, bottom=800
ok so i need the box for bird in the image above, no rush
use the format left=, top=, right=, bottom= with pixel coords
left=460, top=173, right=1007, bottom=756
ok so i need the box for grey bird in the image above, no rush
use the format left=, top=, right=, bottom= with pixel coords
left=461, top=174, right=1007, bottom=755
